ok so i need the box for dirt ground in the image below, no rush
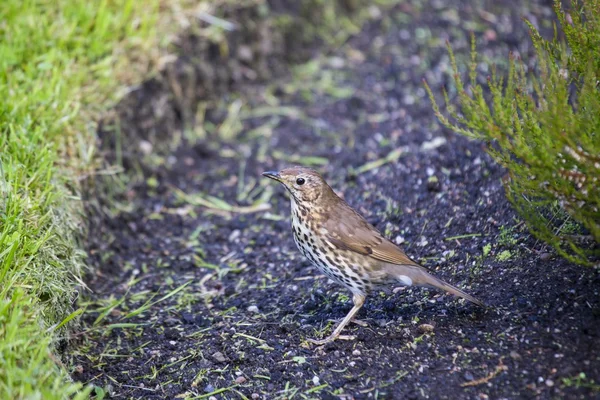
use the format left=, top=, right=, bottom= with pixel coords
left=70, top=0, right=600, bottom=399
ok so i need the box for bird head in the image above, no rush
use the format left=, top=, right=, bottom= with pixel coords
left=262, top=166, right=333, bottom=205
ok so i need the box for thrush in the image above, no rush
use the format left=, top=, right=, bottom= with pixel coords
left=263, top=166, right=484, bottom=345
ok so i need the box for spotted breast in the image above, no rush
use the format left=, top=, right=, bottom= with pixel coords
left=290, top=199, right=371, bottom=295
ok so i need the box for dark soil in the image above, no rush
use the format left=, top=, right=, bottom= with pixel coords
left=71, top=0, right=600, bottom=399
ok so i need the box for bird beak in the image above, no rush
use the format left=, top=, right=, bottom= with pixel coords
left=262, top=170, right=282, bottom=182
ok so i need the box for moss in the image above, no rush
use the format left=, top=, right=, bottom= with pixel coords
left=496, top=250, right=513, bottom=262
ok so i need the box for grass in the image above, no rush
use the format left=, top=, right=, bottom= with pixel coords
left=0, top=290, right=90, bottom=399
left=0, top=0, right=199, bottom=397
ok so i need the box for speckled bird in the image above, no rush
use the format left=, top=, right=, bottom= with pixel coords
left=263, top=166, right=484, bottom=345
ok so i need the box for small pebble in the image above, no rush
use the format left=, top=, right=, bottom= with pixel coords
left=464, top=371, right=474, bottom=381
left=368, top=5, right=382, bottom=18
left=352, top=349, right=361, bottom=356
left=184, top=156, right=194, bottom=166
left=484, top=29, right=497, bottom=41
left=237, top=45, right=253, bottom=61
left=229, top=229, right=241, bottom=242
left=247, top=305, right=260, bottom=313
left=235, top=376, right=247, bottom=384
left=204, top=384, right=214, bottom=393
left=510, top=350, right=521, bottom=360
left=251, top=394, right=260, bottom=400
left=328, top=56, right=345, bottom=69
left=312, top=376, right=320, bottom=385
left=545, top=379, right=554, bottom=387
left=403, top=94, right=415, bottom=105
left=212, top=352, right=227, bottom=363
left=139, top=140, right=153, bottom=155
left=418, top=323, right=434, bottom=333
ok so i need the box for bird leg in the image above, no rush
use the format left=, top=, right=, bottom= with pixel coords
left=309, top=293, right=366, bottom=345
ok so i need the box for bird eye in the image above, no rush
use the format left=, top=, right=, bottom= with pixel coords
left=296, top=177, right=305, bottom=185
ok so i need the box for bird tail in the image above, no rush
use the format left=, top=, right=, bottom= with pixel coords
left=386, top=264, right=485, bottom=308
left=424, top=275, right=485, bottom=308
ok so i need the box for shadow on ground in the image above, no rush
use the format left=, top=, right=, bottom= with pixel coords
left=70, top=1, right=600, bottom=399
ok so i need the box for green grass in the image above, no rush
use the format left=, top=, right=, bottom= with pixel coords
left=0, top=0, right=194, bottom=397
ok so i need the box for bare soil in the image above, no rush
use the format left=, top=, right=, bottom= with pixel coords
left=71, top=1, right=600, bottom=399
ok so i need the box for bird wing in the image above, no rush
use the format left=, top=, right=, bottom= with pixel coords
left=324, top=201, right=420, bottom=266
left=323, top=198, right=484, bottom=307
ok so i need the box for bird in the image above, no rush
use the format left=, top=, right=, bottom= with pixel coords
left=262, top=166, right=484, bottom=345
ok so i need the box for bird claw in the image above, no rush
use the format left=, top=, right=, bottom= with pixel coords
left=308, top=334, right=356, bottom=346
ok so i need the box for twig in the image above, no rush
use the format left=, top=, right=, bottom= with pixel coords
left=460, top=360, right=508, bottom=387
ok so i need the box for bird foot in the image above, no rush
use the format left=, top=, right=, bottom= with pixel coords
left=308, top=334, right=356, bottom=346
left=328, top=318, right=368, bottom=327
left=351, top=319, right=368, bottom=327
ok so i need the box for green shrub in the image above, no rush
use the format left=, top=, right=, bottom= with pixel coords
left=425, top=0, right=600, bottom=266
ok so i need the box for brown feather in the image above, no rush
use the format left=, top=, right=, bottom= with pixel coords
left=324, top=195, right=484, bottom=307
left=263, top=166, right=485, bottom=344
left=324, top=199, right=421, bottom=267
left=264, top=166, right=485, bottom=309
left=383, top=264, right=485, bottom=307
